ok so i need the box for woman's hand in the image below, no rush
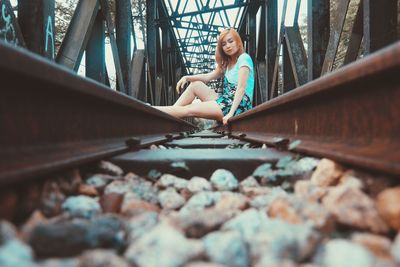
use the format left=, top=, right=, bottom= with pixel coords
left=222, top=113, right=234, bottom=125
left=176, top=76, right=189, bottom=93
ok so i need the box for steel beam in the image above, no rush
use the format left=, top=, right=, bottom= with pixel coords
left=18, top=0, right=54, bottom=58
left=307, top=0, right=330, bottom=80
left=86, top=10, right=105, bottom=84
left=282, top=37, right=296, bottom=92
left=266, top=0, right=277, bottom=101
left=99, top=0, right=126, bottom=93
left=131, top=49, right=146, bottom=101
left=364, top=0, right=398, bottom=54
left=285, top=27, right=307, bottom=86
left=56, top=0, right=98, bottom=71
left=321, top=0, right=350, bottom=75
left=343, top=0, right=363, bottom=65
left=228, top=41, right=400, bottom=175
left=116, top=0, right=132, bottom=96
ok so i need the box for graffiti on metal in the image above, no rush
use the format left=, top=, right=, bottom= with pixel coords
left=0, top=1, right=18, bottom=45
left=45, top=15, right=54, bottom=59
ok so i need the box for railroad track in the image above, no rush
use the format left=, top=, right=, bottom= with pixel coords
left=0, top=41, right=400, bottom=266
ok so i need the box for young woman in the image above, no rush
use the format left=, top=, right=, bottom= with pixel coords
left=154, top=28, right=254, bottom=125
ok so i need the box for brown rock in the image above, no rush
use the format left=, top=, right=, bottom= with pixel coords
left=268, top=195, right=335, bottom=232
left=376, top=187, right=400, bottom=230
left=338, top=170, right=364, bottom=189
left=19, top=210, right=47, bottom=242
left=352, top=233, right=393, bottom=260
left=121, top=197, right=160, bottom=217
left=172, top=208, right=237, bottom=238
left=268, top=198, right=303, bottom=224
left=215, top=192, right=249, bottom=211
left=240, top=186, right=272, bottom=199
left=180, top=188, right=193, bottom=201
left=78, top=184, right=99, bottom=197
left=294, top=180, right=328, bottom=202
left=310, top=158, right=344, bottom=187
left=322, top=186, right=389, bottom=233
left=79, top=249, right=130, bottom=267
left=100, top=193, right=123, bottom=213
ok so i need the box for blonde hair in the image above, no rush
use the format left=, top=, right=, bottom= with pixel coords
left=215, top=28, right=244, bottom=71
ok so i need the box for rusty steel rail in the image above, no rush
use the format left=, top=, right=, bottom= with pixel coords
left=0, top=41, right=196, bottom=185
left=222, top=41, right=400, bottom=176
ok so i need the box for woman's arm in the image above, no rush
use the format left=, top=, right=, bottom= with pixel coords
left=176, top=67, right=223, bottom=93
left=222, top=66, right=250, bottom=125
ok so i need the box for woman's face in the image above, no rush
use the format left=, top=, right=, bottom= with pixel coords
left=221, top=33, right=239, bottom=57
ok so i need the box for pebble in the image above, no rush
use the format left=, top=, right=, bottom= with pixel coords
left=100, top=193, right=123, bottom=213
left=156, top=174, right=189, bottom=191
left=239, top=176, right=260, bottom=189
left=41, top=181, right=65, bottom=217
left=313, top=239, right=374, bottom=267
left=78, top=184, right=98, bottom=197
left=376, top=187, right=400, bottom=230
left=391, top=232, right=400, bottom=263
left=85, top=174, right=116, bottom=191
left=180, top=191, right=221, bottom=214
left=210, top=169, right=239, bottom=191
left=124, top=222, right=203, bottom=267
left=126, top=211, right=158, bottom=242
left=310, top=158, right=344, bottom=187
left=249, top=218, right=320, bottom=263
left=79, top=249, right=130, bottom=267
left=158, top=188, right=186, bottom=209
left=294, top=180, right=327, bottom=202
left=203, top=231, right=249, bottom=267
left=0, top=239, right=36, bottom=267
left=187, top=176, right=212, bottom=193
left=61, top=196, right=101, bottom=219
left=0, top=221, right=17, bottom=245
left=184, top=262, right=227, bottom=267
left=96, top=161, right=124, bottom=176
left=249, top=187, right=287, bottom=209
left=172, top=208, right=237, bottom=238
left=268, top=195, right=335, bottom=232
left=29, top=215, right=127, bottom=258
left=215, top=192, right=249, bottom=210
left=322, top=186, right=389, bottom=233
left=240, top=186, right=272, bottom=198
left=38, top=258, right=79, bottom=267
left=351, top=232, right=393, bottom=260
left=121, top=193, right=160, bottom=217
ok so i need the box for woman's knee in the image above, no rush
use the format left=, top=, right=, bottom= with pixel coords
left=188, top=81, right=206, bottom=89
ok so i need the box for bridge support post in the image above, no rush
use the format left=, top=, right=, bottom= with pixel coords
left=18, top=0, right=55, bottom=59
left=307, top=0, right=330, bottom=81
left=364, top=0, right=398, bottom=54
left=116, top=0, right=132, bottom=96
left=86, top=9, right=106, bottom=84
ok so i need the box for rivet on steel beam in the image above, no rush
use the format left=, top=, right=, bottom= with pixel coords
left=272, top=137, right=290, bottom=150
left=165, top=133, right=173, bottom=141
left=125, top=137, right=141, bottom=150
left=239, top=133, right=247, bottom=140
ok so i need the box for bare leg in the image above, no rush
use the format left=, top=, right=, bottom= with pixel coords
left=174, top=81, right=218, bottom=106
left=155, top=100, right=223, bottom=121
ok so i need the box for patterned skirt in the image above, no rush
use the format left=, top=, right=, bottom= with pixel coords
left=215, top=78, right=252, bottom=116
